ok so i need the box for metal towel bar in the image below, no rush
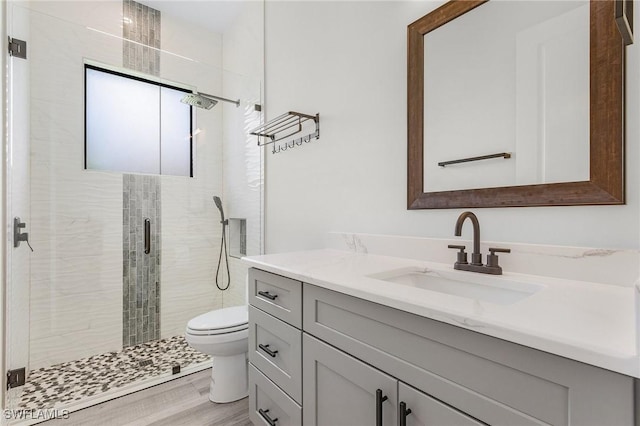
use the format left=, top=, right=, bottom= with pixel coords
left=249, top=111, right=320, bottom=154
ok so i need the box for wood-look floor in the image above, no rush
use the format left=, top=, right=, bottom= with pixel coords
left=41, top=370, right=251, bottom=426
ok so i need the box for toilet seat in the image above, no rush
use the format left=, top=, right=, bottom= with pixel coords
left=186, top=306, right=248, bottom=336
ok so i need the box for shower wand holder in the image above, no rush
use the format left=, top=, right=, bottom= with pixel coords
left=249, top=111, right=320, bottom=154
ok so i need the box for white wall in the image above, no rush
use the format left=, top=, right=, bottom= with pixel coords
left=264, top=1, right=640, bottom=253
left=222, top=1, right=264, bottom=308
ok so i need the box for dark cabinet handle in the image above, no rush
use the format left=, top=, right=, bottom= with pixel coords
left=258, top=344, right=278, bottom=358
left=399, top=401, right=412, bottom=426
left=144, top=218, right=151, bottom=254
left=376, top=389, right=388, bottom=426
left=258, top=290, right=278, bottom=301
left=258, top=408, right=278, bottom=426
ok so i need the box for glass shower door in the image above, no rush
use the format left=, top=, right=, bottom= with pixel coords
left=6, top=2, right=31, bottom=408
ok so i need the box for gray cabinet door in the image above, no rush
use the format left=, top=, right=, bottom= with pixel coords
left=303, top=334, right=397, bottom=426
left=398, top=382, right=483, bottom=426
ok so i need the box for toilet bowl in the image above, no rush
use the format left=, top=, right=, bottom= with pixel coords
left=185, top=305, right=248, bottom=403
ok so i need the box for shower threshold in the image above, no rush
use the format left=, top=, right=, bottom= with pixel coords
left=6, top=336, right=211, bottom=424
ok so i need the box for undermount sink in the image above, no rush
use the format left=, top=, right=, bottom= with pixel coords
left=369, top=267, right=543, bottom=305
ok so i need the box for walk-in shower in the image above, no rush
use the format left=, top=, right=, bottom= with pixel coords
left=4, top=0, right=263, bottom=416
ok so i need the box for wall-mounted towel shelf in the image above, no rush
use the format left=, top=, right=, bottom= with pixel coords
left=249, top=111, right=320, bottom=154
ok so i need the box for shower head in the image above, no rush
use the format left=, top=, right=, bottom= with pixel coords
left=213, top=196, right=226, bottom=224
left=181, top=92, right=240, bottom=109
left=181, top=93, right=218, bottom=110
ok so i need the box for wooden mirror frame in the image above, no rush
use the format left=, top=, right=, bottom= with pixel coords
left=407, top=0, right=625, bottom=209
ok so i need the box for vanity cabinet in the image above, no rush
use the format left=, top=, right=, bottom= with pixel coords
left=248, top=268, right=636, bottom=426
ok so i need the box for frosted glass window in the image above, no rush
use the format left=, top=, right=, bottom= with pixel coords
left=85, top=65, right=193, bottom=176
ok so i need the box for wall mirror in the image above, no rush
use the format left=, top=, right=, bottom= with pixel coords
left=408, top=0, right=627, bottom=209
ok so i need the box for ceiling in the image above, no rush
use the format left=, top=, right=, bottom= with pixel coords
left=137, top=1, right=245, bottom=33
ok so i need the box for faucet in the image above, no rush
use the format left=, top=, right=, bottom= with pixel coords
left=454, top=211, right=482, bottom=265
left=448, top=211, right=510, bottom=275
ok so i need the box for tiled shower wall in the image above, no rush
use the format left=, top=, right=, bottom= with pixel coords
left=122, top=0, right=161, bottom=346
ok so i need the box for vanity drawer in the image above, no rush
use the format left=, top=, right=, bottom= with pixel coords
left=249, top=364, right=302, bottom=426
left=249, top=305, right=302, bottom=404
left=249, top=268, right=302, bottom=328
left=303, top=284, right=634, bottom=426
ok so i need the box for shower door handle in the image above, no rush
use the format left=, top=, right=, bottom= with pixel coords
left=144, top=218, right=151, bottom=254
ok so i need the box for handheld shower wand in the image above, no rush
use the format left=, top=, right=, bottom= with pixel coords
left=213, top=196, right=228, bottom=225
left=213, top=196, right=230, bottom=291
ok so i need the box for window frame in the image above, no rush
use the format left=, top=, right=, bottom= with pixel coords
left=84, top=63, right=194, bottom=177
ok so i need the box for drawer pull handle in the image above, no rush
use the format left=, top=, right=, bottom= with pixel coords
left=258, top=344, right=279, bottom=358
left=376, top=389, right=388, bottom=426
left=399, top=401, right=412, bottom=426
left=258, top=290, right=278, bottom=301
left=258, top=408, right=278, bottom=426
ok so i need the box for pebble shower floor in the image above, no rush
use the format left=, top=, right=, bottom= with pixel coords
left=9, top=336, right=210, bottom=410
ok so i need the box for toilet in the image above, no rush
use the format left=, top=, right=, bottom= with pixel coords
left=185, top=305, right=249, bottom=403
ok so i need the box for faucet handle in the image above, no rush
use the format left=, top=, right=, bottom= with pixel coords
left=488, top=247, right=511, bottom=255
left=448, top=245, right=468, bottom=265
left=487, top=247, right=510, bottom=268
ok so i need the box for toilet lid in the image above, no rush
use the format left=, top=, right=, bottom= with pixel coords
left=187, top=306, right=248, bottom=332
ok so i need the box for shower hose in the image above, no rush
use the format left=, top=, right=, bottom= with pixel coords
left=216, top=223, right=231, bottom=291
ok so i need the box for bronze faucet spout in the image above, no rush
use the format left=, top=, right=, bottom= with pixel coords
left=454, top=211, right=482, bottom=265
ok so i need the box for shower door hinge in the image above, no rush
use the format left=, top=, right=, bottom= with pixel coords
left=7, top=367, right=26, bottom=389
left=8, top=37, right=27, bottom=59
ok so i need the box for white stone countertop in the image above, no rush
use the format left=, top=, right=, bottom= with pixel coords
left=243, top=248, right=638, bottom=378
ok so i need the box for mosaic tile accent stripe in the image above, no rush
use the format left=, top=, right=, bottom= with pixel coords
left=122, top=0, right=162, bottom=347
left=123, top=174, right=161, bottom=346
left=13, top=336, right=210, bottom=410
left=123, top=0, right=161, bottom=76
